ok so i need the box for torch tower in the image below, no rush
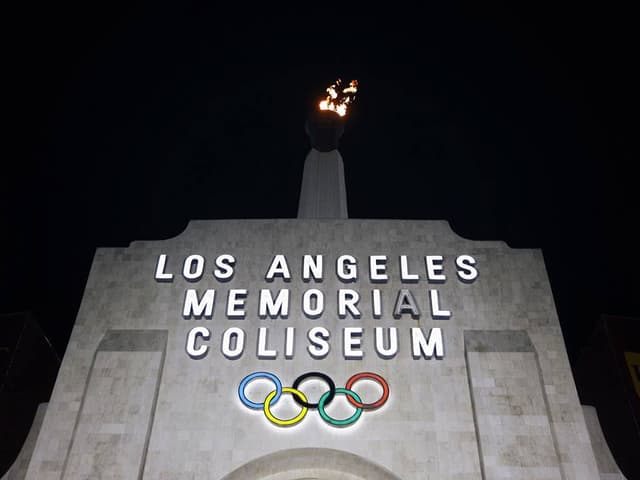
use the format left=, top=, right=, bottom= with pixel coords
left=297, top=79, right=357, bottom=219
left=297, top=112, right=348, bottom=219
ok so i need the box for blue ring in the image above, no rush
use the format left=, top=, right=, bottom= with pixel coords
left=238, top=372, right=282, bottom=409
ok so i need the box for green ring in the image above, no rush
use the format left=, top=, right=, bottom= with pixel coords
left=318, top=388, right=363, bottom=427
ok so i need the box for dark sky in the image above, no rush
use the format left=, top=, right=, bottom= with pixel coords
left=3, top=3, right=638, bottom=366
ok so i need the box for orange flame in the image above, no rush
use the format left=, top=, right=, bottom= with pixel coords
left=319, top=79, right=358, bottom=117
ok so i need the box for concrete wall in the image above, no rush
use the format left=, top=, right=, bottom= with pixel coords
left=582, top=406, right=627, bottom=480
left=465, top=331, right=563, bottom=479
left=61, top=331, right=166, bottom=479
left=1, top=403, right=47, bottom=480
left=24, top=219, right=601, bottom=479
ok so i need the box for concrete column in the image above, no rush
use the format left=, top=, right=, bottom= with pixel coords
left=297, top=148, right=348, bottom=219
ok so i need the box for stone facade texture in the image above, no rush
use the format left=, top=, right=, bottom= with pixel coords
left=24, top=219, right=601, bottom=479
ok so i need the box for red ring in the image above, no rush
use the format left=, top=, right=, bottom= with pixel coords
left=345, top=372, right=389, bottom=409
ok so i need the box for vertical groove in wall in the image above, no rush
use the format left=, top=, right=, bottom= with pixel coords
left=60, top=330, right=168, bottom=480
left=464, top=329, right=564, bottom=480
left=138, top=340, right=167, bottom=480
left=535, top=353, right=567, bottom=480
left=59, top=345, right=99, bottom=479
left=464, top=347, right=487, bottom=480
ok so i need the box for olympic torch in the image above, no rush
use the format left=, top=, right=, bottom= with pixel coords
left=298, top=79, right=358, bottom=219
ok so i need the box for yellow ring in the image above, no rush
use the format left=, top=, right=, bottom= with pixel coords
left=263, top=387, right=308, bottom=426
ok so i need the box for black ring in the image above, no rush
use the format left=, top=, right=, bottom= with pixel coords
left=291, top=372, right=336, bottom=409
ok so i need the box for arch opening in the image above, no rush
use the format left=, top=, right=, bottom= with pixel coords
left=221, top=447, right=401, bottom=480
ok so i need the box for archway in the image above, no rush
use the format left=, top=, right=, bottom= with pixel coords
left=221, top=448, right=401, bottom=480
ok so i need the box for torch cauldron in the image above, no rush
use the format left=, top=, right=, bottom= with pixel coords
left=305, top=109, right=345, bottom=152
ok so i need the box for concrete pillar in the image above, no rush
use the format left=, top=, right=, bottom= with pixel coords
left=297, top=148, right=348, bottom=219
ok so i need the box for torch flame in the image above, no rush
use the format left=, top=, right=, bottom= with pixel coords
left=319, top=79, right=358, bottom=117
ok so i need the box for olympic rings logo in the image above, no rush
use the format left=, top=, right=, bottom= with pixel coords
left=238, top=371, right=389, bottom=427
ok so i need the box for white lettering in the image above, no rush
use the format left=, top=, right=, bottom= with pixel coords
left=302, top=255, right=323, bottom=281
left=307, top=327, right=330, bottom=358
left=214, top=254, right=235, bottom=280
left=257, top=327, right=277, bottom=358
left=338, top=289, right=361, bottom=318
left=227, top=289, right=247, bottom=318
left=182, top=289, right=215, bottom=319
left=222, top=327, right=245, bottom=359
left=411, top=327, right=444, bottom=359
left=430, top=289, right=451, bottom=319
left=265, top=255, right=291, bottom=281
left=258, top=289, right=289, bottom=318
left=456, top=255, right=478, bottom=282
left=154, top=254, right=173, bottom=281
left=337, top=255, right=357, bottom=282
left=400, top=255, right=419, bottom=282
left=425, top=255, right=446, bottom=282
left=183, top=254, right=205, bottom=281
left=375, top=327, right=398, bottom=359
left=302, top=289, right=325, bottom=318
left=372, top=289, right=382, bottom=318
left=369, top=255, right=388, bottom=282
left=285, top=327, right=295, bottom=359
left=186, top=326, right=210, bottom=359
left=343, top=327, right=364, bottom=359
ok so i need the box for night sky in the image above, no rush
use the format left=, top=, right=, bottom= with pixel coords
left=4, top=4, right=638, bottom=369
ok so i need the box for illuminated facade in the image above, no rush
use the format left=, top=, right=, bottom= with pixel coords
left=17, top=130, right=607, bottom=479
